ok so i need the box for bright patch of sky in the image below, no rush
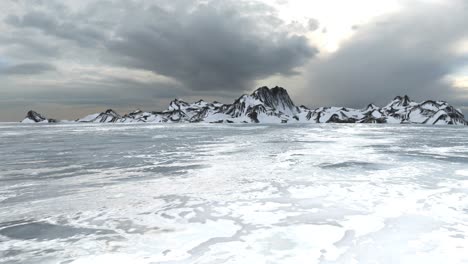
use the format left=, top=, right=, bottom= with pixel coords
left=263, top=0, right=467, bottom=90
left=265, top=0, right=401, bottom=52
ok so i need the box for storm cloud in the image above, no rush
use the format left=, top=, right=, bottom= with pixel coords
left=107, top=6, right=316, bottom=91
left=4, top=0, right=317, bottom=92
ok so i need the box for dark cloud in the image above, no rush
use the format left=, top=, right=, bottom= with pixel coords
left=4, top=0, right=317, bottom=93
left=301, top=1, right=468, bottom=107
left=105, top=1, right=317, bottom=92
left=0, top=62, right=55, bottom=75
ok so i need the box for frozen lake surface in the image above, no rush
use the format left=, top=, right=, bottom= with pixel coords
left=1, top=123, right=468, bottom=264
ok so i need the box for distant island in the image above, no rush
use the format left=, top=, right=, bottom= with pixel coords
left=22, top=86, right=467, bottom=125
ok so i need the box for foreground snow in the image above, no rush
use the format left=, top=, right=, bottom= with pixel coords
left=0, top=123, right=467, bottom=263
left=22, top=87, right=467, bottom=125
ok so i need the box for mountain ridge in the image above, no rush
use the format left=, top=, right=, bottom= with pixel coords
left=21, top=86, right=467, bottom=125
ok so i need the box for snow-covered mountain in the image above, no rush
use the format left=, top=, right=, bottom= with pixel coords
left=21, top=110, right=57, bottom=124
left=21, top=87, right=467, bottom=125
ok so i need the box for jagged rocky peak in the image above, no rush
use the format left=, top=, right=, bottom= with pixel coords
left=192, top=99, right=212, bottom=109
left=104, top=109, right=119, bottom=116
left=391, top=95, right=412, bottom=107
left=127, top=109, right=143, bottom=116
left=168, top=98, right=190, bottom=111
left=76, top=109, right=121, bottom=123
left=365, top=104, right=378, bottom=110
left=251, top=86, right=298, bottom=114
left=26, top=110, right=47, bottom=122
left=21, top=110, right=56, bottom=123
left=89, top=109, right=121, bottom=120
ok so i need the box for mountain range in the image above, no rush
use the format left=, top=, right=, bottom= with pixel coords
left=21, top=86, right=467, bottom=125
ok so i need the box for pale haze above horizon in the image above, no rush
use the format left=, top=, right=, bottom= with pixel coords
left=1, top=0, right=467, bottom=121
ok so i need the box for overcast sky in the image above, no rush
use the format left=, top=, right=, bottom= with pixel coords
left=0, top=0, right=467, bottom=121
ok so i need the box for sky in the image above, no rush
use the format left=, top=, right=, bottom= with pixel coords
left=0, top=0, right=467, bottom=121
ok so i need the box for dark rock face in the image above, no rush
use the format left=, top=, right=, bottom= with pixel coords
left=98, top=109, right=121, bottom=123
left=327, top=114, right=357, bottom=124
left=391, top=95, right=411, bottom=107
left=248, top=111, right=260, bottom=123
left=20, top=87, right=468, bottom=125
left=251, top=86, right=299, bottom=115
left=22, top=110, right=56, bottom=123
left=26, top=110, right=47, bottom=122
left=76, top=109, right=121, bottom=123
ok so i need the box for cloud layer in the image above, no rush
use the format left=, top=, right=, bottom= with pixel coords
left=3, top=0, right=317, bottom=89
left=106, top=1, right=317, bottom=91
left=0, top=0, right=321, bottom=120
left=0, top=62, right=55, bottom=75
left=0, top=0, right=467, bottom=121
left=302, top=1, right=468, bottom=107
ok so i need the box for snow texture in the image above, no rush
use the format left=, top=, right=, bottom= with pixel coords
left=1, top=123, right=468, bottom=263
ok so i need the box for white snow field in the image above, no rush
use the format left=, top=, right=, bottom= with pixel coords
left=0, top=123, right=467, bottom=264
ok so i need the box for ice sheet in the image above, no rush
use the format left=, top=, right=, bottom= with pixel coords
left=0, top=123, right=467, bottom=263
